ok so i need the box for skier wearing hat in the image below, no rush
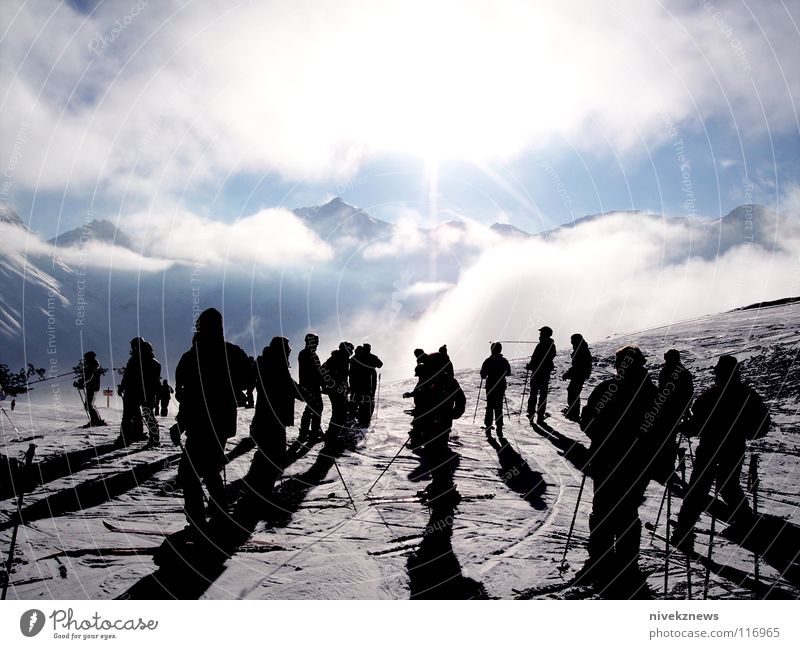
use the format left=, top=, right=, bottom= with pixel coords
left=672, top=355, right=770, bottom=554
left=480, top=342, right=511, bottom=435
left=74, top=351, right=107, bottom=427
left=320, top=342, right=353, bottom=444
left=248, top=337, right=304, bottom=494
left=172, top=308, right=253, bottom=531
left=118, top=338, right=149, bottom=444
left=646, top=349, right=694, bottom=485
left=526, top=326, right=557, bottom=425
left=298, top=333, right=324, bottom=442
left=579, top=345, right=659, bottom=592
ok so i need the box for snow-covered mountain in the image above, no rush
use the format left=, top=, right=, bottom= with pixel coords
left=47, top=218, right=135, bottom=250
left=1, top=199, right=797, bottom=380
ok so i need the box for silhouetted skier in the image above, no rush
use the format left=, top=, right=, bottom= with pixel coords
left=646, top=349, right=694, bottom=485
left=157, top=379, right=174, bottom=417
left=562, top=333, right=592, bottom=422
left=349, top=343, right=383, bottom=427
left=140, top=341, right=161, bottom=445
left=298, top=333, right=324, bottom=442
left=321, top=342, right=353, bottom=445
left=413, top=351, right=466, bottom=505
left=672, top=355, right=770, bottom=554
left=526, top=326, right=556, bottom=425
left=579, top=346, right=659, bottom=593
left=247, top=337, right=304, bottom=495
left=480, top=342, right=511, bottom=435
left=74, top=351, right=107, bottom=427
left=362, top=343, right=383, bottom=420
left=172, top=308, right=252, bottom=532
left=118, top=338, right=158, bottom=444
left=349, top=346, right=372, bottom=428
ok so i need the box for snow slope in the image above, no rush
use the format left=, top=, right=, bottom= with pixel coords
left=0, top=302, right=798, bottom=600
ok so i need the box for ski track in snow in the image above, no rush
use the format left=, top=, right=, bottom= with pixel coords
left=1, top=303, right=798, bottom=599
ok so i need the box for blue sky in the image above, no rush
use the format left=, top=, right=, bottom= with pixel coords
left=2, top=1, right=798, bottom=239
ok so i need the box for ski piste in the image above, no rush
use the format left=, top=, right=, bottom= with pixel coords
left=645, top=524, right=797, bottom=599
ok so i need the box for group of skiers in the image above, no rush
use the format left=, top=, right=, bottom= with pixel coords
left=74, top=343, right=175, bottom=445
left=70, top=310, right=772, bottom=598
left=476, top=328, right=770, bottom=594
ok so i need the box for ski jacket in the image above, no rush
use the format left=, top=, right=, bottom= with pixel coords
left=81, top=358, right=102, bottom=391
left=480, top=354, right=511, bottom=394
left=320, top=349, right=350, bottom=397
left=298, top=348, right=322, bottom=390
left=527, top=339, right=556, bottom=381
left=684, top=381, right=770, bottom=449
left=656, top=363, right=694, bottom=425
left=254, top=346, right=303, bottom=428
left=580, top=368, right=659, bottom=478
left=175, top=335, right=252, bottom=441
left=564, top=342, right=592, bottom=382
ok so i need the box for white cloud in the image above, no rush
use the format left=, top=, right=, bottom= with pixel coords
left=1, top=0, right=797, bottom=197
left=406, top=212, right=800, bottom=369
left=130, top=207, right=334, bottom=266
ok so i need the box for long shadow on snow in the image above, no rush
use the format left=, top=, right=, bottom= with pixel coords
left=0, top=435, right=258, bottom=531
left=485, top=432, right=547, bottom=510
left=119, top=433, right=361, bottom=599
left=407, top=448, right=489, bottom=600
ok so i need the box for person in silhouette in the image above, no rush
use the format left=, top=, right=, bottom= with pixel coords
left=157, top=378, right=174, bottom=417
left=526, top=326, right=557, bottom=425
left=320, top=342, right=352, bottom=444
left=645, top=349, right=694, bottom=485
left=438, top=344, right=455, bottom=377
left=579, top=346, right=658, bottom=592
left=139, top=341, right=162, bottom=445
left=118, top=338, right=149, bottom=444
left=171, top=308, right=253, bottom=531
left=361, top=343, right=383, bottom=421
left=672, top=355, right=770, bottom=554
left=349, top=346, right=372, bottom=428
left=480, top=342, right=511, bottom=435
left=74, top=351, right=107, bottom=427
left=298, top=333, right=324, bottom=442
left=413, top=350, right=466, bottom=504
left=247, top=337, right=303, bottom=495
left=562, top=333, right=592, bottom=422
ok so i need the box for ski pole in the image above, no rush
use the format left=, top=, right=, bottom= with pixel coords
left=332, top=458, right=356, bottom=511
left=1, top=444, right=36, bottom=600
left=472, top=378, right=483, bottom=425
left=650, top=480, right=670, bottom=544
left=365, top=436, right=409, bottom=495
left=702, top=483, right=720, bottom=599
left=664, top=473, right=672, bottom=597
left=518, top=370, right=529, bottom=422
left=375, top=373, right=382, bottom=421
left=76, top=387, right=90, bottom=425
left=0, top=405, right=21, bottom=436
left=558, top=472, right=587, bottom=574
left=748, top=453, right=760, bottom=583
left=22, top=370, right=75, bottom=387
